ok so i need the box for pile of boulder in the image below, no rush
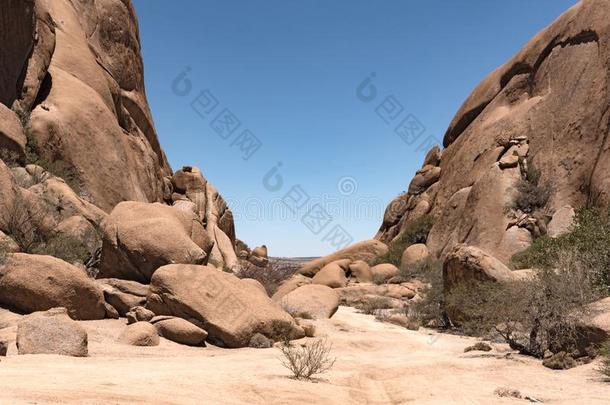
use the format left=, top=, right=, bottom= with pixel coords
left=273, top=239, right=424, bottom=323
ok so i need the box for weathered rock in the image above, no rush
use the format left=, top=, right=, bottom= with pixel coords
left=0, top=254, right=105, bottom=320
left=311, top=262, right=348, bottom=288
left=370, top=264, right=399, bottom=283
left=126, top=306, right=155, bottom=324
left=272, top=274, right=312, bottom=302
left=154, top=318, right=208, bottom=346
left=401, top=244, right=430, bottom=271
left=2, top=0, right=172, bottom=212
left=408, top=165, right=441, bottom=194
left=17, top=308, right=88, bottom=357
left=547, top=205, right=576, bottom=237
left=252, top=245, right=268, bottom=259
left=376, top=0, right=610, bottom=264
left=100, top=284, right=146, bottom=317
left=118, top=322, right=159, bottom=346
left=443, top=245, right=522, bottom=294
left=279, top=285, right=339, bottom=320
left=147, top=264, right=302, bottom=348
left=337, top=284, right=416, bottom=307
left=98, top=278, right=149, bottom=298
left=300, top=240, right=389, bottom=277
left=104, top=303, right=120, bottom=320
left=349, top=260, right=372, bottom=283
left=98, top=202, right=214, bottom=283
left=0, top=104, right=26, bottom=159
left=240, top=278, right=267, bottom=295
left=171, top=166, right=237, bottom=271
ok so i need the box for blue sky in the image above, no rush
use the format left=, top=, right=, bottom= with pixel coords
left=133, top=0, right=577, bottom=257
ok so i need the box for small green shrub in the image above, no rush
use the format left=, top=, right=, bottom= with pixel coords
left=33, top=234, right=90, bottom=265
left=270, top=320, right=297, bottom=345
left=249, top=333, right=274, bottom=349
left=511, top=163, right=551, bottom=214
left=0, top=192, right=44, bottom=253
left=373, top=215, right=434, bottom=266
left=511, top=206, right=610, bottom=291
left=406, top=259, right=448, bottom=328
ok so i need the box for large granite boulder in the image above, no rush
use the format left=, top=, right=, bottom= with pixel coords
left=98, top=201, right=214, bottom=283
left=16, top=308, right=88, bottom=357
left=0, top=254, right=105, bottom=320
left=279, top=285, right=339, bottom=320
left=147, top=264, right=303, bottom=348
left=1, top=0, right=171, bottom=211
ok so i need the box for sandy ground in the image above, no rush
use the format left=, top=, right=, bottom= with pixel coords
left=1, top=306, right=609, bottom=405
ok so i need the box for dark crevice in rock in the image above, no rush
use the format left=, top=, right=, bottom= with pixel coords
left=31, top=72, right=52, bottom=111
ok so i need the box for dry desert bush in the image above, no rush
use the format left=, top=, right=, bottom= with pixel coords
left=279, top=337, right=336, bottom=380
left=446, top=253, right=597, bottom=358
left=373, top=215, right=433, bottom=267
left=237, top=260, right=298, bottom=296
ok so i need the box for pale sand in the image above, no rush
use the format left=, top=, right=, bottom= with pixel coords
left=1, top=306, right=609, bottom=404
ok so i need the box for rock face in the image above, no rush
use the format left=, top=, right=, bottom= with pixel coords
left=170, top=166, right=238, bottom=271
left=17, top=308, right=88, bottom=357
left=375, top=0, right=610, bottom=265
left=0, top=254, right=106, bottom=320
left=1, top=0, right=171, bottom=212
left=300, top=240, right=389, bottom=277
left=279, top=285, right=339, bottom=320
left=98, top=201, right=214, bottom=283
left=147, top=264, right=303, bottom=348
left=443, top=245, right=528, bottom=294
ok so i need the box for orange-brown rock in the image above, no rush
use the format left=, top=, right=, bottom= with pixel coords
left=1, top=0, right=171, bottom=212
left=376, top=0, right=610, bottom=265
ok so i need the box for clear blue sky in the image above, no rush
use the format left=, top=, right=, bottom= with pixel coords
left=133, top=0, right=577, bottom=257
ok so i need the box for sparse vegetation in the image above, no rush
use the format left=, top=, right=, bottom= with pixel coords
left=446, top=254, right=597, bottom=358
left=237, top=261, right=298, bottom=296
left=279, top=337, right=336, bottom=380
left=23, top=127, right=81, bottom=193
left=249, top=333, right=274, bottom=349
left=511, top=206, right=610, bottom=292
left=404, top=259, right=448, bottom=328
left=0, top=192, right=90, bottom=265
left=0, top=240, right=8, bottom=265
left=373, top=215, right=434, bottom=266
left=357, top=296, right=393, bottom=315
left=0, top=147, right=21, bottom=167
left=270, top=320, right=297, bottom=345
left=598, top=342, right=610, bottom=381
left=33, top=234, right=90, bottom=265
left=511, top=162, right=551, bottom=214
left=0, top=193, right=44, bottom=253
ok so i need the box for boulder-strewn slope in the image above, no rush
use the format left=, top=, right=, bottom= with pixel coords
left=376, top=0, right=610, bottom=264
left=1, top=0, right=170, bottom=211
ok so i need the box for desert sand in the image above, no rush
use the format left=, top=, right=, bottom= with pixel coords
left=1, top=306, right=608, bottom=405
